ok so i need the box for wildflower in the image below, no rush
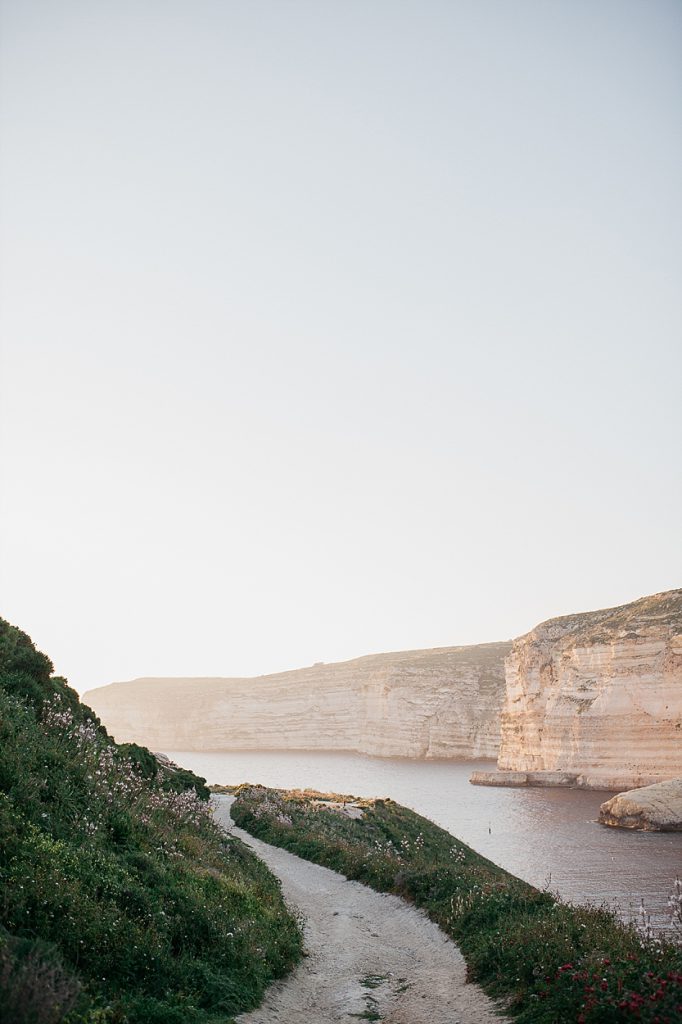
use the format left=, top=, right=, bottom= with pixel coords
left=668, top=877, right=682, bottom=934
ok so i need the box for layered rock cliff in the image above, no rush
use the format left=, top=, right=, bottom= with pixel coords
left=84, top=642, right=511, bottom=758
left=85, top=590, right=682, bottom=776
left=496, top=590, right=682, bottom=789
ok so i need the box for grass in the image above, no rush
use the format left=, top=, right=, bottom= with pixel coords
left=232, top=785, right=682, bottom=1023
left=0, top=620, right=303, bottom=1023
left=360, top=973, right=388, bottom=989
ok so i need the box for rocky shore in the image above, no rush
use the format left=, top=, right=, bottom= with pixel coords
left=599, top=777, right=682, bottom=831
left=470, top=769, right=625, bottom=790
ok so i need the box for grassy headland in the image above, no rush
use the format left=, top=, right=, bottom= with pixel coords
left=0, top=620, right=302, bottom=1023
left=232, top=785, right=682, bottom=1023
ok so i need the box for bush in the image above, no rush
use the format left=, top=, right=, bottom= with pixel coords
left=232, top=785, right=682, bottom=1023
left=0, top=932, right=81, bottom=1024
left=0, top=619, right=302, bottom=1022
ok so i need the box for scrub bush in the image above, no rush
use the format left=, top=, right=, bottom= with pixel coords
left=232, top=785, right=682, bottom=1023
left=0, top=620, right=302, bottom=1023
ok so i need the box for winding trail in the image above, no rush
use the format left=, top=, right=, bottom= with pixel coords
left=212, top=796, right=507, bottom=1024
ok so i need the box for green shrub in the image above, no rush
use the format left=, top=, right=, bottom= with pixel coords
left=232, top=785, right=682, bottom=1023
left=0, top=931, right=82, bottom=1024
left=0, top=619, right=302, bottom=1022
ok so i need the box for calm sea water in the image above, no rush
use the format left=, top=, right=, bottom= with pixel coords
left=168, top=750, right=682, bottom=929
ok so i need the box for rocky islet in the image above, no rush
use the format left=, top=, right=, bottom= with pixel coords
left=599, top=777, right=682, bottom=831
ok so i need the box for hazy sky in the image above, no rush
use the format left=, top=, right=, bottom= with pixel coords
left=1, top=0, right=680, bottom=694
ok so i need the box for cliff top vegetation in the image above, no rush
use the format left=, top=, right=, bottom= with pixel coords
left=519, top=589, right=682, bottom=648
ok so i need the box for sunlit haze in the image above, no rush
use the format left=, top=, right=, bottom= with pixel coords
left=1, top=0, right=680, bottom=694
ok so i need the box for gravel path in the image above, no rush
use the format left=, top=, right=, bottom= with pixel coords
left=212, top=796, right=507, bottom=1024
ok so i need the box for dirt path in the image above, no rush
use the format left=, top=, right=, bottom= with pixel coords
left=212, top=796, right=507, bottom=1024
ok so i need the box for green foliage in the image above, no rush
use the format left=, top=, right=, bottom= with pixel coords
left=0, top=622, right=81, bottom=719
left=0, top=619, right=302, bottom=1022
left=232, top=786, right=682, bottom=1023
left=0, top=930, right=83, bottom=1024
left=118, top=743, right=210, bottom=801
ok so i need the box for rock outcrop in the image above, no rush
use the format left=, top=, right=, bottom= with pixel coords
left=471, top=769, right=589, bottom=788
left=84, top=642, right=511, bottom=758
left=599, top=778, right=682, bottom=831
left=494, top=591, right=682, bottom=790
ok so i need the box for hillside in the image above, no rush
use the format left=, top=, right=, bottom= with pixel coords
left=0, top=619, right=301, bottom=1023
left=84, top=641, right=511, bottom=758
left=231, top=785, right=682, bottom=1023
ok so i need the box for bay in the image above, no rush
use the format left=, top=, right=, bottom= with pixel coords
left=168, top=749, right=682, bottom=930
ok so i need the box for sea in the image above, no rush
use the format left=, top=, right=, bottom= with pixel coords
left=167, top=749, right=682, bottom=931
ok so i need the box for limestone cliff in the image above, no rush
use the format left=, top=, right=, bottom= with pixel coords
left=84, top=642, right=511, bottom=758
left=496, top=591, right=682, bottom=789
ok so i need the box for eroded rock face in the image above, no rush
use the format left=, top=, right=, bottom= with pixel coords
left=599, top=778, right=682, bottom=831
left=497, top=591, right=682, bottom=789
left=84, top=642, right=511, bottom=758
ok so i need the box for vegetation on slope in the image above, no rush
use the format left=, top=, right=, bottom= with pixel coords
left=0, top=620, right=302, bottom=1024
left=232, top=785, right=682, bottom=1023
left=527, top=589, right=682, bottom=647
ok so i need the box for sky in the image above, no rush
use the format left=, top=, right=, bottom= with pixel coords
left=1, top=0, right=680, bottom=695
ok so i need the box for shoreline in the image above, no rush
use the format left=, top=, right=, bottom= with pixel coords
left=230, top=785, right=682, bottom=1023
